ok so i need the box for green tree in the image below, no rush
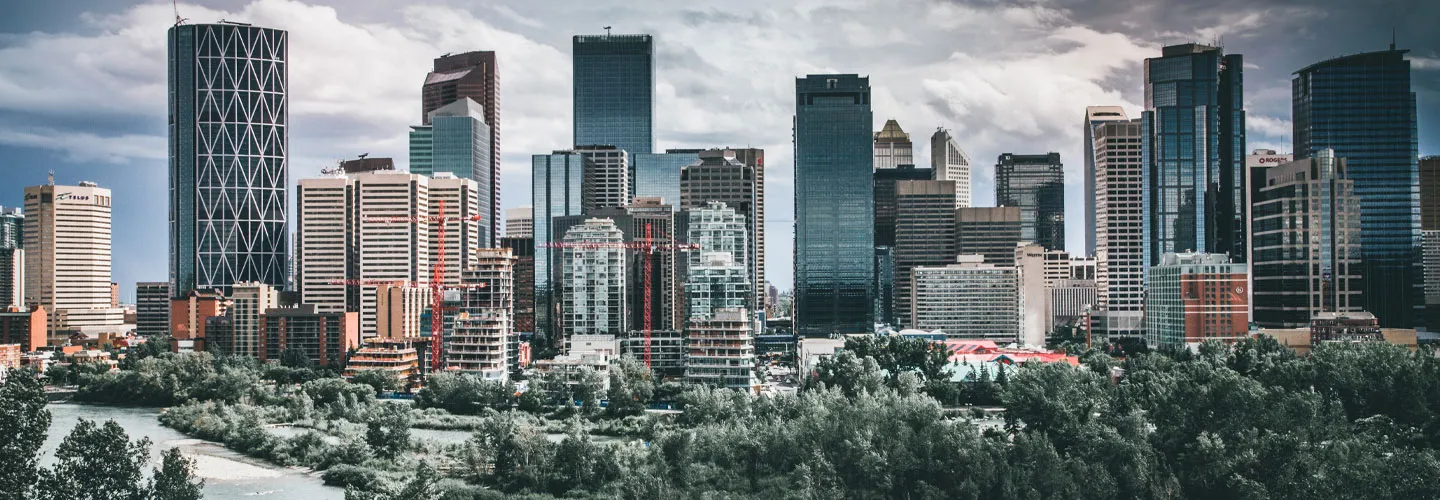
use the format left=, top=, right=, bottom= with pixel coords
left=150, top=448, right=204, bottom=500
left=0, top=369, right=50, bottom=500
left=350, top=370, right=399, bottom=395
left=40, top=419, right=152, bottom=500
left=605, top=356, right=654, bottom=417
left=365, top=403, right=411, bottom=459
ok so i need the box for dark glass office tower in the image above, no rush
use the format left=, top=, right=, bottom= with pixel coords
left=995, top=153, right=1065, bottom=250
left=1142, top=44, right=1246, bottom=269
left=169, top=22, right=289, bottom=297
left=1294, top=47, right=1421, bottom=328
left=422, top=52, right=500, bottom=245
left=794, top=74, right=874, bottom=336
left=573, top=34, right=654, bottom=155
left=532, top=152, right=586, bottom=345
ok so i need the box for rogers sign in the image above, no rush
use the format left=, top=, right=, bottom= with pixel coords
left=1248, top=155, right=1293, bottom=167
left=1255, top=157, right=1290, bottom=164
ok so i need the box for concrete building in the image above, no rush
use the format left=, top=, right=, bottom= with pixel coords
left=1015, top=243, right=1050, bottom=347
left=170, top=290, right=227, bottom=352
left=375, top=284, right=430, bottom=339
left=680, top=149, right=764, bottom=303
left=995, top=153, right=1065, bottom=251
left=1310, top=311, right=1382, bottom=344
left=1252, top=150, right=1362, bottom=328
left=448, top=250, right=514, bottom=379
left=911, top=255, right=1019, bottom=341
left=931, top=128, right=972, bottom=208
left=505, top=206, right=532, bottom=238
left=873, top=119, right=914, bottom=170
left=1085, top=112, right=1146, bottom=340
left=579, top=145, right=631, bottom=213
left=169, top=23, right=289, bottom=298
left=553, top=203, right=679, bottom=337
left=0, top=207, right=20, bottom=310
left=573, top=33, right=654, bottom=155
left=259, top=305, right=358, bottom=369
left=221, top=282, right=279, bottom=357
left=1050, top=279, right=1098, bottom=332
left=684, top=308, right=758, bottom=391
left=344, top=343, right=420, bottom=386
left=1421, top=156, right=1440, bottom=325
left=500, top=236, right=535, bottom=334
left=409, top=98, right=495, bottom=247
left=421, top=51, right=500, bottom=245
left=559, top=218, right=627, bottom=350
left=23, top=182, right=124, bottom=343
left=135, top=282, right=171, bottom=337
left=956, top=207, right=1023, bottom=268
left=685, top=252, right=751, bottom=321
left=1145, top=252, right=1249, bottom=350
left=873, top=165, right=934, bottom=325
left=0, top=306, right=46, bottom=352
left=893, top=180, right=958, bottom=327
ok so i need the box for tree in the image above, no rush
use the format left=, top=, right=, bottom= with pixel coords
left=40, top=419, right=152, bottom=500
left=0, top=369, right=50, bottom=500
left=350, top=370, right=399, bottom=395
left=151, top=448, right=204, bottom=500
left=605, top=356, right=654, bottom=417
left=365, top=403, right=411, bottom=459
left=280, top=348, right=316, bottom=369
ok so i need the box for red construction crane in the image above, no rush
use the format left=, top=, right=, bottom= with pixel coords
left=544, top=223, right=698, bottom=367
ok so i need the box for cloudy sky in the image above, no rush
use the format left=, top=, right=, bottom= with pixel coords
left=0, top=0, right=1436, bottom=301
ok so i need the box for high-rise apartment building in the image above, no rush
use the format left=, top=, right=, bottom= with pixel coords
left=684, top=307, right=757, bottom=390
left=169, top=22, right=289, bottom=297
left=1145, top=252, right=1249, bottom=350
left=0, top=208, right=21, bottom=310
left=1252, top=150, right=1362, bottom=328
left=532, top=151, right=586, bottom=341
left=794, top=74, right=874, bottom=336
left=558, top=218, right=627, bottom=349
left=500, top=236, right=535, bottom=334
left=449, top=250, right=514, bottom=379
left=893, top=181, right=958, bottom=327
left=873, top=119, right=913, bottom=170
left=1422, top=156, right=1440, bottom=323
left=135, top=282, right=171, bottom=337
left=220, top=281, right=279, bottom=357
left=375, top=283, right=430, bottom=339
left=930, top=128, right=972, bottom=208
left=573, top=34, right=654, bottom=155
left=505, top=206, right=532, bottom=238
left=1142, top=44, right=1247, bottom=269
left=955, top=207, right=1022, bottom=267
left=1294, top=46, right=1421, bottom=328
left=1085, top=112, right=1146, bottom=339
left=579, top=145, right=631, bottom=213
left=684, top=252, right=751, bottom=321
left=680, top=149, right=764, bottom=299
left=23, top=183, right=124, bottom=343
left=422, top=51, right=499, bottom=244
left=409, top=98, right=495, bottom=247
left=995, top=153, right=1065, bottom=251
left=911, top=255, right=1019, bottom=341
left=554, top=204, right=678, bottom=335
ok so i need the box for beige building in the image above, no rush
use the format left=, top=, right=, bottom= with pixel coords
left=23, top=182, right=124, bottom=343
left=228, top=282, right=278, bottom=357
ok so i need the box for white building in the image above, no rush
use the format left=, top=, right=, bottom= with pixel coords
left=931, top=127, right=973, bottom=208
left=874, top=119, right=914, bottom=170
left=505, top=206, right=533, bottom=238
left=1050, top=279, right=1098, bottom=331
left=684, top=251, right=751, bottom=322
left=1015, top=243, right=1049, bottom=347
left=449, top=249, right=514, bottom=380
left=685, top=308, right=758, bottom=391
left=23, top=182, right=124, bottom=343
left=911, top=255, right=1019, bottom=341
left=228, top=282, right=278, bottom=357
left=560, top=218, right=627, bottom=350
left=1084, top=108, right=1145, bottom=339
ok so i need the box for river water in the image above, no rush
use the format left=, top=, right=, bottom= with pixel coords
left=42, top=404, right=344, bottom=499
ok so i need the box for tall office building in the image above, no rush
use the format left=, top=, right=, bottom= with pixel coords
left=532, top=151, right=586, bottom=341
left=873, top=119, right=913, bottom=170
left=995, top=153, right=1065, bottom=251
left=956, top=207, right=1022, bottom=267
left=23, top=183, right=124, bottom=342
left=553, top=204, right=678, bottom=335
left=409, top=98, right=495, bottom=247
left=1252, top=150, right=1362, bottom=328
left=873, top=165, right=933, bottom=325
left=579, top=145, right=631, bottom=213
left=1015, top=243, right=1049, bottom=347
left=505, top=206, right=532, bottom=238
left=1145, top=252, right=1249, bottom=349
left=449, top=250, right=514, bottom=379
left=499, top=236, right=535, bottom=334
left=573, top=34, right=654, bottom=155
left=169, top=22, right=289, bottom=297
left=1422, top=156, right=1440, bottom=322
left=1142, top=44, right=1247, bottom=269
left=893, top=181, right=958, bottom=327
left=1294, top=46, right=1420, bottom=328
left=558, top=218, right=627, bottom=348
left=634, top=150, right=701, bottom=208
left=0, top=207, right=21, bottom=309
left=911, top=255, right=1019, bottom=341
left=135, top=282, right=171, bottom=337
left=681, top=149, right=764, bottom=304
left=931, top=128, right=972, bottom=208
left=422, top=51, right=499, bottom=244
left=1086, top=112, right=1146, bottom=339
left=794, top=74, right=874, bottom=336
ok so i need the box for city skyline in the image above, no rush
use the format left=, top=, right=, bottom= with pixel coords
left=1, top=1, right=1438, bottom=300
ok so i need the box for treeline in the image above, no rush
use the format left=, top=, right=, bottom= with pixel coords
left=0, top=369, right=204, bottom=500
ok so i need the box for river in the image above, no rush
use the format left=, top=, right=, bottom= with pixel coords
left=42, top=403, right=344, bottom=499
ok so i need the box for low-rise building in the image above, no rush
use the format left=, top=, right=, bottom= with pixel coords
left=259, top=305, right=359, bottom=369
left=1145, top=252, right=1249, bottom=350
left=911, top=255, right=1020, bottom=342
left=0, top=344, right=20, bottom=371
left=1310, top=311, right=1382, bottom=344
left=344, top=343, right=420, bottom=386
left=0, top=305, right=46, bottom=352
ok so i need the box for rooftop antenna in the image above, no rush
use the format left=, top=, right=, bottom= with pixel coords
left=1390, top=27, right=1396, bottom=51
left=604, top=26, right=612, bottom=36
left=173, top=0, right=188, bottom=26
left=358, top=153, right=370, bottom=159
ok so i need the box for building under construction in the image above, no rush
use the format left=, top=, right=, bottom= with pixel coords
left=447, top=249, right=515, bottom=380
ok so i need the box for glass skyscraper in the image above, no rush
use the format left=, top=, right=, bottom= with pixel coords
left=410, top=98, right=495, bottom=246
left=633, top=150, right=701, bottom=209
left=1141, top=43, right=1246, bottom=270
left=794, top=74, right=874, bottom=336
left=532, top=152, right=586, bottom=344
left=573, top=34, right=654, bottom=155
left=1293, top=47, right=1421, bottom=328
left=995, top=153, right=1065, bottom=251
left=169, top=22, right=290, bottom=297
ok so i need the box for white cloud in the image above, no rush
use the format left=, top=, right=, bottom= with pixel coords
left=0, top=124, right=167, bottom=164
left=1248, top=115, right=1292, bottom=138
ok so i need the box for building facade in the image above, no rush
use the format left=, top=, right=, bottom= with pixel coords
left=0, top=208, right=21, bottom=310
left=1423, top=157, right=1440, bottom=324
left=500, top=236, right=535, bottom=334
left=873, top=119, right=913, bottom=170
left=409, top=98, right=495, bottom=247
left=911, top=256, right=1019, bottom=341
left=930, top=128, right=972, bottom=208
left=1142, top=44, right=1247, bottom=269
left=532, top=151, right=586, bottom=341
left=448, top=251, right=514, bottom=380
left=794, top=74, right=874, bottom=336
left=169, top=23, right=289, bottom=297
left=259, top=305, right=359, bottom=369
left=1087, top=113, right=1146, bottom=339
left=573, top=34, right=653, bottom=155
left=680, top=148, right=764, bottom=301
left=684, top=308, right=757, bottom=391
left=893, top=180, right=958, bottom=328
left=995, top=153, right=1065, bottom=251
left=1083, top=106, right=1128, bottom=256
left=1145, top=252, right=1249, bottom=350
left=505, top=206, right=532, bottom=239
left=633, top=150, right=700, bottom=208
left=421, top=51, right=499, bottom=244
left=1050, top=279, right=1098, bottom=332
left=224, top=281, right=278, bottom=357
left=579, top=145, right=631, bottom=213
left=135, top=282, right=171, bottom=337
left=955, top=207, right=1022, bottom=267
left=1251, top=150, right=1362, bottom=328
left=0, top=306, right=46, bottom=352
left=1294, top=47, right=1421, bottom=328
left=23, top=183, right=124, bottom=343
left=559, top=218, right=627, bottom=349
left=684, top=252, right=751, bottom=321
